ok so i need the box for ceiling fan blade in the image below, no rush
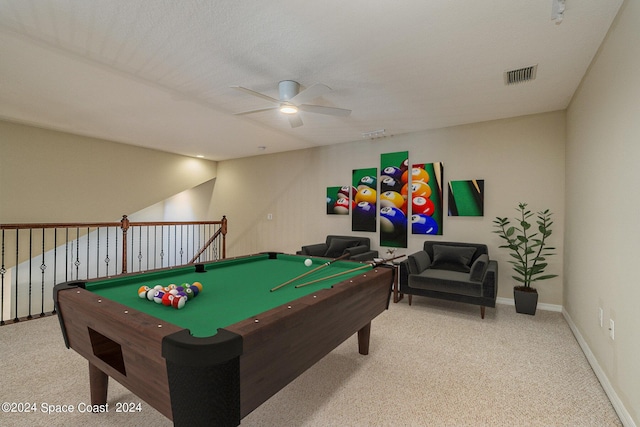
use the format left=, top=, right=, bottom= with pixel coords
left=290, top=83, right=332, bottom=105
left=298, top=104, right=351, bottom=117
left=288, top=114, right=303, bottom=128
left=230, top=85, right=280, bottom=104
left=233, top=106, right=278, bottom=115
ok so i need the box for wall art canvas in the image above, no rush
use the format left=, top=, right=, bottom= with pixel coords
left=326, top=186, right=353, bottom=215
left=379, top=152, right=408, bottom=248
left=410, top=162, right=444, bottom=235
left=448, top=179, right=484, bottom=216
left=352, top=168, right=378, bottom=232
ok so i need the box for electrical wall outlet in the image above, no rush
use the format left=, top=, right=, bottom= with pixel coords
left=599, top=307, right=603, bottom=327
left=609, top=319, right=615, bottom=340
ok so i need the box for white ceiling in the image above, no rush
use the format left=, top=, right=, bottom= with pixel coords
left=0, top=1, right=623, bottom=161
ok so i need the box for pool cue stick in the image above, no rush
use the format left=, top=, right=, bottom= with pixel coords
left=294, top=254, right=406, bottom=288
left=270, top=253, right=350, bottom=292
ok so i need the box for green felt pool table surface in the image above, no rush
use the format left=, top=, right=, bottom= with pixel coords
left=87, top=253, right=372, bottom=337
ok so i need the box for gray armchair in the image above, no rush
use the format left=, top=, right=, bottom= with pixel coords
left=399, top=241, right=498, bottom=318
left=296, top=235, right=378, bottom=261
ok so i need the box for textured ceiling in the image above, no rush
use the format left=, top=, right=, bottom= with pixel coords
left=0, top=1, right=623, bottom=160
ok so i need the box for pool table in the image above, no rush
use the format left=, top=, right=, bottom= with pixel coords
left=53, top=252, right=394, bottom=426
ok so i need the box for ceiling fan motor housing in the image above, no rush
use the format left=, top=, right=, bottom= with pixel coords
left=279, top=80, right=300, bottom=101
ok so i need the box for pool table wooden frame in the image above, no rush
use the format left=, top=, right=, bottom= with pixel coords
left=53, top=253, right=394, bottom=426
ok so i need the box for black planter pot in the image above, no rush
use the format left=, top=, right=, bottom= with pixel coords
left=514, top=287, right=538, bottom=315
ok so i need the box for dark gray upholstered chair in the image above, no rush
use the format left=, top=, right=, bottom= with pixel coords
left=399, top=241, right=498, bottom=318
left=296, top=235, right=378, bottom=261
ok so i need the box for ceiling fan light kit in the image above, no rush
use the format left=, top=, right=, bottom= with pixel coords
left=232, top=80, right=351, bottom=128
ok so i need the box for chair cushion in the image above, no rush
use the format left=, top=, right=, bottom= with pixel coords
left=469, top=254, right=489, bottom=281
left=431, top=244, right=477, bottom=273
left=324, top=238, right=359, bottom=258
left=408, top=251, right=431, bottom=274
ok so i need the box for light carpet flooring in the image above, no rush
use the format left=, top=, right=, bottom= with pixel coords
left=0, top=298, right=621, bottom=427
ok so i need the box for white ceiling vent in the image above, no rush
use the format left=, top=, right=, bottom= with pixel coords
left=504, top=65, right=538, bottom=85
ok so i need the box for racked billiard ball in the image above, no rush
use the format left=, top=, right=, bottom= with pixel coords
left=172, top=295, right=187, bottom=309
left=138, top=286, right=150, bottom=299
left=153, top=290, right=165, bottom=304
left=184, top=288, right=195, bottom=299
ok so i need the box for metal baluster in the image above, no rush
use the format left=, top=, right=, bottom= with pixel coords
left=105, top=227, right=111, bottom=276
left=14, top=229, right=19, bottom=322
left=1, top=229, right=6, bottom=325
left=74, top=227, right=80, bottom=280
left=40, top=228, right=46, bottom=317
left=138, top=226, right=143, bottom=272
left=52, top=229, right=57, bottom=315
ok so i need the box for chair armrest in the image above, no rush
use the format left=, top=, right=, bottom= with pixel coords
left=469, top=254, right=489, bottom=282
left=299, top=243, right=328, bottom=257
left=482, top=260, right=498, bottom=298
left=344, top=245, right=369, bottom=257
left=349, top=250, right=379, bottom=262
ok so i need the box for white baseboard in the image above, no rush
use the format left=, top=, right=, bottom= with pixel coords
left=496, top=297, right=562, bottom=312
left=562, top=309, right=636, bottom=427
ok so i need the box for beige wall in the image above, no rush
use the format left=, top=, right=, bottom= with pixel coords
left=565, top=0, right=639, bottom=424
left=0, top=120, right=218, bottom=223
left=211, top=111, right=566, bottom=305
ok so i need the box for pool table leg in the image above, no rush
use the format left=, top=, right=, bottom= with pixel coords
left=357, top=322, right=371, bottom=355
left=89, top=362, right=108, bottom=405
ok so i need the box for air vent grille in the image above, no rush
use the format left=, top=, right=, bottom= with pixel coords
left=504, top=65, right=538, bottom=85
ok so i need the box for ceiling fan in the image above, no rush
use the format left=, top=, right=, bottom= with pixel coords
left=231, top=80, right=351, bottom=128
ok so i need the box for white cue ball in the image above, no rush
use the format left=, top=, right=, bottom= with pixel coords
left=304, top=258, right=313, bottom=267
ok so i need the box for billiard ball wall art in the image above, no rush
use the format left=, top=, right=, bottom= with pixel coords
left=326, top=156, right=450, bottom=245
left=409, top=162, right=444, bottom=235
left=380, top=151, right=409, bottom=248
left=352, top=168, right=378, bottom=232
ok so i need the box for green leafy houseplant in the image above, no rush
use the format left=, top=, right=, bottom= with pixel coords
left=493, top=203, right=557, bottom=302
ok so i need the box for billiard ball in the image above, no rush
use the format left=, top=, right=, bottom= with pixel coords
left=354, top=201, right=375, bottom=220
left=138, top=286, right=150, bottom=298
left=380, top=176, right=402, bottom=193
left=410, top=181, right=432, bottom=199
left=380, top=191, right=404, bottom=209
left=333, top=198, right=352, bottom=214
left=191, top=282, right=203, bottom=292
left=357, top=175, right=377, bottom=190
left=399, top=159, right=409, bottom=173
left=382, top=166, right=402, bottom=180
left=355, top=187, right=377, bottom=204
left=153, top=284, right=164, bottom=290
left=172, top=295, right=187, bottom=309
left=168, top=284, right=177, bottom=290
left=411, top=214, right=439, bottom=235
left=380, top=206, right=407, bottom=235
left=190, top=286, right=199, bottom=297
left=153, top=290, right=165, bottom=304
left=184, top=288, right=195, bottom=299
left=146, top=288, right=157, bottom=301
left=337, top=186, right=356, bottom=199
left=162, top=293, right=175, bottom=306
left=412, top=196, right=435, bottom=216
left=412, top=167, right=430, bottom=183
left=304, top=258, right=313, bottom=267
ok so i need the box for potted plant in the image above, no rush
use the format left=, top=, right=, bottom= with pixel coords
left=493, top=203, right=557, bottom=315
